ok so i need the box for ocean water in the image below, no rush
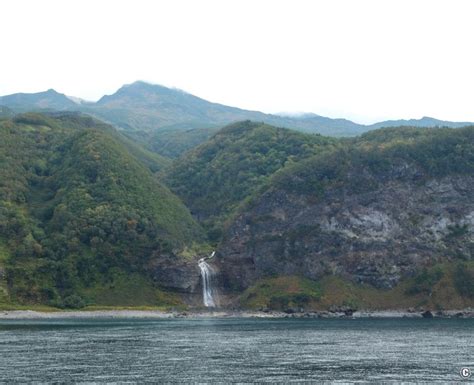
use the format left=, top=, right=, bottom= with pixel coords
left=0, top=317, right=472, bottom=383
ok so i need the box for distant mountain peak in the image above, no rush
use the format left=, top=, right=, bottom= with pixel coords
left=97, top=81, right=193, bottom=106
left=1, top=82, right=473, bottom=137
left=0, top=88, right=76, bottom=110
left=368, top=116, right=473, bottom=130
left=122, top=80, right=163, bottom=90
left=275, top=111, right=322, bottom=119
left=119, top=80, right=188, bottom=94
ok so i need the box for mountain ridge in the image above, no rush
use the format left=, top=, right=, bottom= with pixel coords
left=2, top=81, right=472, bottom=139
left=0, top=89, right=77, bottom=111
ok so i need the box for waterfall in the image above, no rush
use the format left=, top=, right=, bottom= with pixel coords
left=198, top=252, right=216, bottom=307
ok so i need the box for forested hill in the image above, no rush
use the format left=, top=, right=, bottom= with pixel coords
left=161, top=121, right=338, bottom=240
left=0, top=106, right=14, bottom=119
left=0, top=112, right=205, bottom=308
left=1, top=112, right=473, bottom=311
left=217, top=125, right=474, bottom=308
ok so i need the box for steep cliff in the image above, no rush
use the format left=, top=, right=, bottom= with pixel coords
left=218, top=127, right=474, bottom=292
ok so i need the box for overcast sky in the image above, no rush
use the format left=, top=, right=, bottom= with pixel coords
left=1, top=0, right=473, bottom=124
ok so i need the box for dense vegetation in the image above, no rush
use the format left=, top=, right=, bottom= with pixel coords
left=163, top=124, right=474, bottom=258
left=240, top=276, right=322, bottom=310
left=0, top=109, right=472, bottom=310
left=162, top=121, right=337, bottom=240
left=240, top=263, right=474, bottom=311
left=216, top=125, right=474, bottom=309
left=127, top=126, right=218, bottom=159
left=0, top=106, right=13, bottom=119
left=272, top=126, right=474, bottom=196
left=0, top=113, right=204, bottom=308
left=49, top=112, right=172, bottom=173
left=454, top=263, right=474, bottom=298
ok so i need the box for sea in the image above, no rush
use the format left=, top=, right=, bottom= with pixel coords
left=0, top=317, right=472, bottom=383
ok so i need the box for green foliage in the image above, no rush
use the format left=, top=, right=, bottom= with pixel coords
left=0, top=106, right=14, bottom=119
left=115, top=132, right=171, bottom=172
left=2, top=113, right=473, bottom=309
left=268, top=294, right=290, bottom=309
left=0, top=239, right=10, bottom=264
left=52, top=112, right=172, bottom=173
left=405, top=267, right=444, bottom=295
left=13, top=112, right=60, bottom=129
left=454, top=263, right=474, bottom=298
left=446, top=224, right=469, bottom=239
left=162, top=121, right=337, bottom=236
left=128, top=126, right=219, bottom=159
left=61, top=294, right=86, bottom=309
left=80, top=272, right=183, bottom=307
left=0, top=113, right=205, bottom=306
left=273, top=126, right=474, bottom=197
left=0, top=240, right=9, bottom=303
left=341, top=298, right=361, bottom=311
left=359, top=126, right=474, bottom=175
left=240, top=276, right=322, bottom=310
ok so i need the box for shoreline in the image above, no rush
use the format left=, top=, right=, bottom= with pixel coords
left=0, top=308, right=473, bottom=320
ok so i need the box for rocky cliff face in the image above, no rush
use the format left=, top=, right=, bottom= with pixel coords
left=149, top=255, right=202, bottom=293
left=217, top=171, right=474, bottom=291
left=149, top=254, right=226, bottom=306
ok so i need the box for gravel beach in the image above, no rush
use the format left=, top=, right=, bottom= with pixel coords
left=1, top=309, right=473, bottom=319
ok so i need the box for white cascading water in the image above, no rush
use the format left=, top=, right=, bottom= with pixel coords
left=198, top=252, right=216, bottom=307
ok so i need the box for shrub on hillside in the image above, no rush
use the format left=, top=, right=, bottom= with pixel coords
left=454, top=263, right=474, bottom=298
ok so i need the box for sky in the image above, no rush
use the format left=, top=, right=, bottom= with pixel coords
left=1, top=0, right=474, bottom=124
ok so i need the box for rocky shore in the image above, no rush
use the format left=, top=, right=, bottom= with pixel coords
left=0, top=308, right=473, bottom=320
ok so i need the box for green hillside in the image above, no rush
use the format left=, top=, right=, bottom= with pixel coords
left=50, top=112, right=172, bottom=173
left=217, top=125, right=474, bottom=304
left=1, top=114, right=473, bottom=311
left=129, top=126, right=219, bottom=159
left=162, top=121, right=337, bottom=240
left=272, top=125, right=474, bottom=195
left=0, top=106, right=14, bottom=119
left=0, top=113, right=205, bottom=308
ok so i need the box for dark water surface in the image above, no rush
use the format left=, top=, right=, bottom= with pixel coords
left=0, top=317, right=472, bottom=383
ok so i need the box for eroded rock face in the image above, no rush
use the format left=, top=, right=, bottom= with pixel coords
left=218, top=175, right=474, bottom=290
left=149, top=255, right=201, bottom=293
